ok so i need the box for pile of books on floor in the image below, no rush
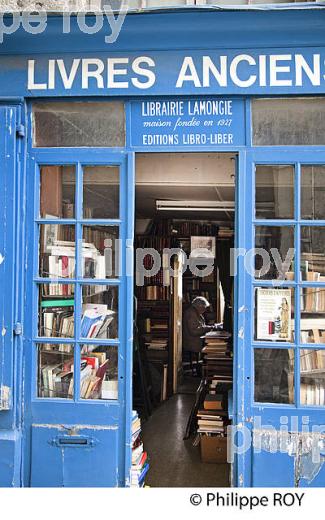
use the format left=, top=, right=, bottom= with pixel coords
left=201, top=331, right=233, bottom=383
left=131, top=411, right=149, bottom=487
left=197, top=394, right=228, bottom=435
left=198, top=393, right=230, bottom=464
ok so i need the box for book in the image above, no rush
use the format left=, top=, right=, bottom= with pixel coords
left=204, top=394, right=224, bottom=411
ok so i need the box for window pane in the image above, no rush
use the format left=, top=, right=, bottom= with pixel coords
left=39, top=284, right=74, bottom=338
left=33, top=102, right=125, bottom=147
left=40, top=166, right=75, bottom=218
left=255, top=165, right=294, bottom=219
left=301, top=226, right=325, bottom=278
left=82, top=225, right=119, bottom=279
left=37, top=344, right=74, bottom=399
left=300, top=349, right=325, bottom=406
left=255, top=226, right=294, bottom=280
left=255, top=287, right=294, bottom=342
left=301, top=287, right=325, bottom=343
left=252, top=98, right=325, bottom=146
left=254, top=348, right=294, bottom=404
left=81, top=285, right=118, bottom=339
left=80, top=345, right=118, bottom=400
left=83, top=166, right=119, bottom=219
left=301, top=166, right=325, bottom=220
left=39, top=224, right=75, bottom=278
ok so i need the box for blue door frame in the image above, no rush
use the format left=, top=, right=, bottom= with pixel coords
left=22, top=148, right=135, bottom=487
left=0, top=103, right=25, bottom=486
left=237, top=148, right=325, bottom=487
left=2, top=96, right=325, bottom=487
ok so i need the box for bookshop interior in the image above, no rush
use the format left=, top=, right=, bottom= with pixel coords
left=133, top=152, right=235, bottom=487
left=37, top=151, right=325, bottom=487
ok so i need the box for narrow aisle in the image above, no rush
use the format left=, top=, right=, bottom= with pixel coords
left=141, top=391, right=230, bottom=487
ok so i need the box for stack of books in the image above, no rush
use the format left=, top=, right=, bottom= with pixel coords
left=131, top=411, right=149, bottom=488
left=198, top=393, right=230, bottom=464
left=201, top=331, right=233, bottom=382
left=197, top=394, right=229, bottom=436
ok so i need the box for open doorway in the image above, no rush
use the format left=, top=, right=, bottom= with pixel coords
left=132, top=152, right=236, bottom=487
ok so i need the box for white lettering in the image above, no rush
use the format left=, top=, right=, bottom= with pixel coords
left=295, top=54, right=321, bottom=87
left=176, top=57, right=201, bottom=88
left=27, top=59, right=47, bottom=90
left=202, top=55, right=227, bottom=87
left=57, top=59, right=81, bottom=90
left=230, top=54, right=257, bottom=88
left=270, top=55, right=292, bottom=86
left=107, top=57, right=129, bottom=88
left=131, top=57, right=156, bottom=89
left=259, top=55, right=267, bottom=87
left=48, top=59, right=55, bottom=89
left=82, top=59, right=104, bottom=89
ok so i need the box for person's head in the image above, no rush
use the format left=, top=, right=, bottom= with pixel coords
left=192, top=296, right=210, bottom=315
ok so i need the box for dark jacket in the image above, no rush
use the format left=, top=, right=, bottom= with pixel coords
left=182, top=305, right=213, bottom=353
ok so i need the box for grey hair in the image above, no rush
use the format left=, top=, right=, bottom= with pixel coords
left=192, top=296, right=210, bottom=308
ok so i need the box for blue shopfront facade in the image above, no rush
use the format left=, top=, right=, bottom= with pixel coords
left=1, top=6, right=325, bottom=487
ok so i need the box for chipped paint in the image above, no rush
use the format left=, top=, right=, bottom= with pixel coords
left=32, top=423, right=118, bottom=431
left=1, top=327, right=6, bottom=336
left=254, top=429, right=325, bottom=485
left=0, top=385, right=11, bottom=410
left=0, top=253, right=4, bottom=265
left=238, top=326, right=244, bottom=339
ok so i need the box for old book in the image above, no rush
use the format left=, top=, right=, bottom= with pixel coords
left=203, top=394, right=224, bottom=411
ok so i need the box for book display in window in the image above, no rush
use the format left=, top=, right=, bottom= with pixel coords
left=37, top=344, right=118, bottom=400
left=300, top=349, right=325, bottom=406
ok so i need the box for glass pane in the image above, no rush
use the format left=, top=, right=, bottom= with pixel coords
left=39, top=224, right=75, bottom=278
left=80, top=345, right=118, bottom=400
left=255, top=287, right=294, bottom=342
left=301, top=287, right=325, bottom=343
left=254, top=348, right=294, bottom=404
left=252, top=98, right=325, bottom=146
left=39, top=284, right=74, bottom=338
left=255, top=165, right=294, bottom=219
left=82, top=225, right=119, bottom=279
left=83, top=166, right=119, bottom=219
left=255, top=226, right=294, bottom=280
left=33, top=102, right=125, bottom=147
left=40, top=166, right=75, bottom=218
left=300, top=349, right=325, bottom=406
left=81, top=285, right=118, bottom=339
left=37, top=344, right=74, bottom=399
left=301, top=226, right=325, bottom=278
left=301, top=166, right=325, bottom=220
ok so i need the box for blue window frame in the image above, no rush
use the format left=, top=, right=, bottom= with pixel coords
left=240, top=149, right=325, bottom=487
left=23, top=143, right=135, bottom=486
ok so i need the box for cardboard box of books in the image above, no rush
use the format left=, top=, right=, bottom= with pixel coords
left=200, top=435, right=228, bottom=464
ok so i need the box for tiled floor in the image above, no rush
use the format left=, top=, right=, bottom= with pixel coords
left=141, top=377, right=230, bottom=488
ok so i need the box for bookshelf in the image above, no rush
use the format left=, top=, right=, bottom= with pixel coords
left=135, top=228, right=172, bottom=396
left=135, top=218, right=233, bottom=399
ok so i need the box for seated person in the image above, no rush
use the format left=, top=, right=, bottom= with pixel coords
left=183, top=296, right=216, bottom=374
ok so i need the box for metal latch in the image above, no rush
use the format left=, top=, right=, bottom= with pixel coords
left=14, top=323, right=23, bottom=336
left=0, top=386, right=11, bottom=411
left=16, top=124, right=25, bottom=138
